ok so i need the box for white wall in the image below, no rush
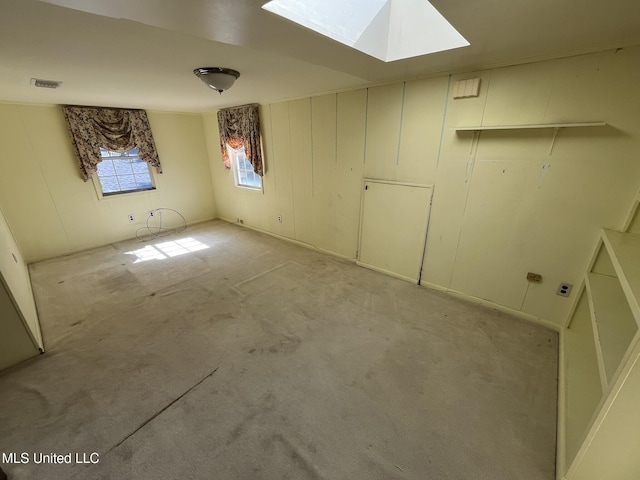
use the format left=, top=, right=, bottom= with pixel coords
left=0, top=104, right=217, bottom=262
left=205, top=46, right=640, bottom=327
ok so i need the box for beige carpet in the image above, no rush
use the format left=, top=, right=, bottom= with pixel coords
left=0, top=220, right=558, bottom=479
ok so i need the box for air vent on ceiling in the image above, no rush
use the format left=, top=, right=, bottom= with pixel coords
left=31, top=78, right=62, bottom=89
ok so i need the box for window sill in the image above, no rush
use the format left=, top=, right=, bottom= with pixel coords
left=235, top=184, right=263, bottom=192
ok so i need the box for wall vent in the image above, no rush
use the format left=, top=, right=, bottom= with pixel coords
left=31, top=78, right=62, bottom=89
left=452, top=78, right=480, bottom=99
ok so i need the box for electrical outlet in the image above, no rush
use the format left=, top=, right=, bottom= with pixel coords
left=128, top=214, right=135, bottom=223
left=277, top=214, right=283, bottom=223
left=557, top=282, right=573, bottom=297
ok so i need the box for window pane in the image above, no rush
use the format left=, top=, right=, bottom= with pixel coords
left=253, top=172, right=262, bottom=188
left=134, top=173, right=153, bottom=189
left=97, top=159, right=116, bottom=176
left=99, top=176, right=120, bottom=193
left=114, top=160, right=133, bottom=175
left=118, top=175, right=138, bottom=191
left=131, top=159, right=150, bottom=175
left=240, top=157, right=251, bottom=171
left=247, top=171, right=257, bottom=187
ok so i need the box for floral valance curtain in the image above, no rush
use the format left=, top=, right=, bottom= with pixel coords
left=62, top=106, right=162, bottom=181
left=217, top=104, right=263, bottom=176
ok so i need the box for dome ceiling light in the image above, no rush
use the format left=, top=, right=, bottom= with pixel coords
left=193, top=67, right=240, bottom=94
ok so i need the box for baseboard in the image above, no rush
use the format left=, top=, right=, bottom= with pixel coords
left=355, top=261, right=417, bottom=284
left=421, top=282, right=562, bottom=332
left=216, top=217, right=561, bottom=333
left=216, top=217, right=357, bottom=263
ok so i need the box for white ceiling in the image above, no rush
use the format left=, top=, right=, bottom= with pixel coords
left=1, top=0, right=639, bottom=113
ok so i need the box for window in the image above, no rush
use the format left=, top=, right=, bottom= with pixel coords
left=230, top=146, right=261, bottom=189
left=96, top=148, right=155, bottom=196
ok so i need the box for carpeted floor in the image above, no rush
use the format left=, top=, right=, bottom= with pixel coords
left=0, top=220, right=558, bottom=479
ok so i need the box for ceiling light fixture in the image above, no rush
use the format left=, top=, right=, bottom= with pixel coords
left=193, top=67, right=240, bottom=94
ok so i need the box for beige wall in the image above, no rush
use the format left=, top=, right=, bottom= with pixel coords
left=0, top=104, right=216, bottom=262
left=0, top=203, right=42, bottom=354
left=205, top=47, right=640, bottom=327
left=1, top=48, right=638, bottom=327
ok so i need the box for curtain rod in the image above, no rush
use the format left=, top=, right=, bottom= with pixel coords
left=63, top=104, right=145, bottom=111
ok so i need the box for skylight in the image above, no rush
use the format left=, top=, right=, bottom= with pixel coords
left=262, top=0, right=469, bottom=62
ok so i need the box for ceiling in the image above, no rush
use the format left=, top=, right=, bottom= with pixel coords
left=1, top=0, right=639, bottom=113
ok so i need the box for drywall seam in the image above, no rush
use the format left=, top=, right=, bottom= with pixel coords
left=17, top=106, right=72, bottom=250
left=447, top=132, right=479, bottom=289
left=363, top=88, right=369, bottom=165
left=446, top=70, right=491, bottom=290
left=335, top=93, right=339, bottom=164
left=286, top=102, right=297, bottom=239
left=309, top=97, right=315, bottom=196
left=268, top=104, right=278, bottom=191
left=396, top=81, right=406, bottom=165
left=435, top=75, right=452, bottom=168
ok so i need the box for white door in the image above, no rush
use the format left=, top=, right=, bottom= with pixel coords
left=358, top=180, right=433, bottom=283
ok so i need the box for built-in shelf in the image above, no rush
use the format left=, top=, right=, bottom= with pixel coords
left=601, top=229, right=640, bottom=322
left=586, top=272, right=638, bottom=387
left=562, top=189, right=640, bottom=479
left=564, top=288, right=604, bottom=466
left=455, top=121, right=606, bottom=132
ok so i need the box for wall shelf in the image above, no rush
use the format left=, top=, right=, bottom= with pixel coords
left=455, top=121, right=606, bottom=132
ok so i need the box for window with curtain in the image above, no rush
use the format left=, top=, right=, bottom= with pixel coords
left=62, top=106, right=162, bottom=196
left=217, top=104, right=264, bottom=187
